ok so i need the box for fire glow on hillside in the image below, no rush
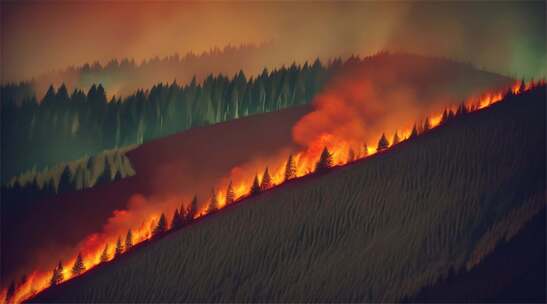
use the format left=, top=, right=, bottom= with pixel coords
left=2, top=80, right=541, bottom=304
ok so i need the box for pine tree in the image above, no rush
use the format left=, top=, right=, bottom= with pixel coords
left=260, top=167, right=273, bottom=190
left=250, top=175, right=261, bottom=195
left=362, top=143, right=369, bottom=157
left=392, top=131, right=400, bottom=145
left=225, top=181, right=235, bottom=205
left=207, top=189, right=219, bottom=213
left=115, top=236, right=124, bottom=257
left=284, top=154, right=297, bottom=181
left=347, top=147, right=356, bottom=162
left=423, top=117, right=431, bottom=132
left=519, top=78, right=526, bottom=93
left=187, top=195, right=198, bottom=221
left=71, top=252, right=85, bottom=276
left=440, top=109, right=449, bottom=125
left=100, top=244, right=109, bottom=262
left=171, top=208, right=181, bottom=229
left=409, top=124, right=418, bottom=139
left=377, top=133, right=390, bottom=151
left=153, top=213, right=167, bottom=237
left=315, top=147, right=333, bottom=172
left=50, top=261, right=64, bottom=286
left=125, top=229, right=133, bottom=250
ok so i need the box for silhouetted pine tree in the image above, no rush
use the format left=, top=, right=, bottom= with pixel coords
left=377, top=133, right=390, bottom=151
left=207, top=189, right=219, bottom=213
left=347, top=147, right=356, bottom=162
left=423, top=117, right=431, bottom=132
left=225, top=181, right=235, bottom=205
left=125, top=229, right=133, bottom=250
left=284, top=154, right=297, bottom=181
left=100, top=244, right=109, bottom=262
left=362, top=143, right=369, bottom=157
left=440, top=109, right=449, bottom=125
left=57, top=166, right=73, bottom=193
left=260, top=167, right=273, bottom=190
left=392, top=132, right=401, bottom=145
left=171, top=209, right=181, bottom=229
left=187, top=195, right=198, bottom=221
left=409, top=124, right=419, bottom=139
left=114, top=236, right=124, bottom=257
left=71, top=252, right=85, bottom=276
left=153, top=213, right=167, bottom=237
left=50, top=261, right=64, bottom=286
left=250, top=175, right=261, bottom=195
left=315, top=147, right=333, bottom=172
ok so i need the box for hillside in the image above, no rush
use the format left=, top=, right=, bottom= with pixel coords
left=31, top=86, right=545, bottom=302
left=2, top=53, right=514, bottom=287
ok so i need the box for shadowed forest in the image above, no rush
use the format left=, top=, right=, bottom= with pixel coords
left=30, top=86, right=545, bottom=302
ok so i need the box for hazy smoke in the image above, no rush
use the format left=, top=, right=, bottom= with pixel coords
left=2, top=1, right=544, bottom=92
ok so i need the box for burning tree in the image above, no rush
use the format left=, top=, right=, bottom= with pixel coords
left=100, top=244, right=109, bottom=262
left=260, top=167, right=273, bottom=190
left=171, top=209, right=182, bottom=229
left=207, top=189, right=219, bottom=213
left=315, top=147, right=333, bottom=173
left=284, top=154, right=297, bottom=181
left=250, top=175, right=261, bottom=195
left=392, top=131, right=400, bottom=145
left=409, top=124, right=418, bottom=139
left=423, top=117, right=431, bottom=132
left=347, top=147, right=356, bottom=162
left=153, top=213, right=167, bottom=237
left=362, top=143, right=369, bottom=157
left=125, top=229, right=133, bottom=250
left=115, top=236, right=124, bottom=257
left=50, top=261, right=64, bottom=286
left=226, top=181, right=235, bottom=205
left=71, top=252, right=85, bottom=276
left=187, top=195, right=198, bottom=222
left=377, top=133, right=390, bottom=151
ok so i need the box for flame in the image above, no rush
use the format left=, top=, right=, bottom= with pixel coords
left=2, top=79, right=543, bottom=304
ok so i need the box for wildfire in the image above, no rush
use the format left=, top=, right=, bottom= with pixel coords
left=1, top=79, right=541, bottom=304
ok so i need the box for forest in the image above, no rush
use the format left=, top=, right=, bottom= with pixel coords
left=1, top=58, right=331, bottom=184
left=29, top=84, right=545, bottom=303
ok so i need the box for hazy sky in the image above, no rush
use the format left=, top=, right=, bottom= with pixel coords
left=1, top=1, right=545, bottom=82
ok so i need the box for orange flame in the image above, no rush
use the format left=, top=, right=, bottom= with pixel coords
left=2, top=79, right=543, bottom=304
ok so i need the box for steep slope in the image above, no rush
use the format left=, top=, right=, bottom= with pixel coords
left=2, top=54, right=513, bottom=286
left=31, top=87, right=545, bottom=302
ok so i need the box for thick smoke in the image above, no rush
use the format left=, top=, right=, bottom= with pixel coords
left=292, top=53, right=513, bottom=150
left=2, top=1, right=544, bottom=94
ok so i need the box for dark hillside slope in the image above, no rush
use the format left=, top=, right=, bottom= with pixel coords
left=33, top=87, right=545, bottom=302
left=3, top=54, right=514, bottom=286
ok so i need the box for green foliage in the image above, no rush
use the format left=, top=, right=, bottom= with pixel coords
left=32, top=87, right=545, bottom=302
left=1, top=59, right=332, bottom=183
left=3, top=147, right=136, bottom=200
